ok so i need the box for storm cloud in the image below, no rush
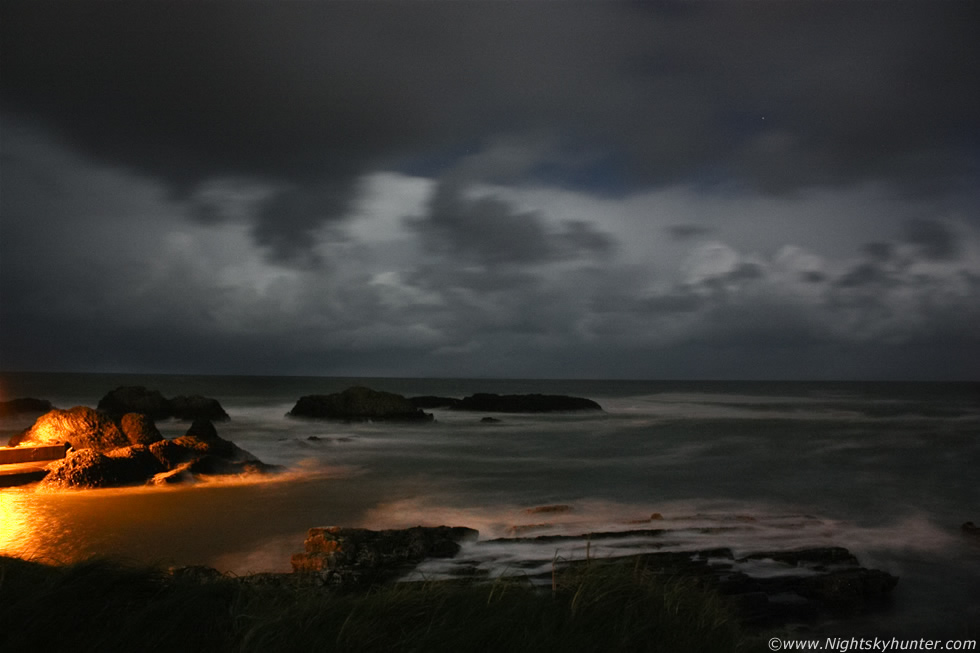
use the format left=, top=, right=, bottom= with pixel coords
left=1, top=0, right=978, bottom=379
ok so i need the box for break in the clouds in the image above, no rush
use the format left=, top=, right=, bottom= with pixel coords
left=1, top=1, right=978, bottom=379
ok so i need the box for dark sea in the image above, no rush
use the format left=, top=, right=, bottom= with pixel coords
left=2, top=373, right=978, bottom=637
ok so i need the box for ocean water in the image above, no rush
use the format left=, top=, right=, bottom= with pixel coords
left=1, top=373, right=978, bottom=636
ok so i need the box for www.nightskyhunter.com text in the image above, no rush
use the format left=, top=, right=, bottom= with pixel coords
left=769, top=638, right=977, bottom=652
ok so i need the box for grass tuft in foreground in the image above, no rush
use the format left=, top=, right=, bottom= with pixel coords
left=0, top=555, right=765, bottom=652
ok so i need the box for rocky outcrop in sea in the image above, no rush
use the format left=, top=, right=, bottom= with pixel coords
left=8, top=406, right=274, bottom=489
left=0, top=397, right=54, bottom=417
left=288, top=386, right=433, bottom=422
left=97, top=386, right=230, bottom=422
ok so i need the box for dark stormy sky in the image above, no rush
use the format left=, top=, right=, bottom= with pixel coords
left=1, top=1, right=978, bottom=380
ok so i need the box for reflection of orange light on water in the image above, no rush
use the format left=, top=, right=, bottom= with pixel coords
left=0, top=489, right=40, bottom=559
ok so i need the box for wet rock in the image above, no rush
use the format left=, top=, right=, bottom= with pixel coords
left=169, top=395, right=230, bottom=422
left=291, top=526, right=478, bottom=586
left=184, top=418, right=220, bottom=441
left=25, top=415, right=274, bottom=489
left=409, top=396, right=462, bottom=409
left=120, top=412, right=163, bottom=446
left=96, top=386, right=230, bottom=422
left=738, top=547, right=859, bottom=569
left=480, top=417, right=501, bottom=423
left=626, top=512, right=665, bottom=524
left=288, top=386, right=433, bottom=422
left=170, top=565, right=224, bottom=582
left=467, top=526, right=897, bottom=629
left=793, top=568, right=899, bottom=612
left=40, top=444, right=165, bottom=489
left=148, top=439, right=193, bottom=468
left=507, top=523, right=557, bottom=536
left=606, top=547, right=894, bottom=626
left=0, top=398, right=54, bottom=417
left=525, top=504, right=571, bottom=515
left=453, top=393, right=602, bottom=413
left=106, top=444, right=167, bottom=481
left=537, top=545, right=899, bottom=628
left=169, top=420, right=260, bottom=464
left=10, top=406, right=130, bottom=451
left=962, top=521, right=980, bottom=537
left=151, top=461, right=196, bottom=485
left=39, top=449, right=115, bottom=488
left=284, top=521, right=898, bottom=630
left=185, top=455, right=274, bottom=476
left=98, top=386, right=172, bottom=421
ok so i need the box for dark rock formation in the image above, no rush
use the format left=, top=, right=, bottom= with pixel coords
left=148, top=439, right=193, bottom=469
left=453, top=393, right=602, bottom=413
left=146, top=419, right=270, bottom=479
left=98, top=386, right=171, bottom=421
left=962, top=521, right=980, bottom=537
left=525, top=504, right=571, bottom=515
left=39, top=449, right=115, bottom=488
left=496, top=537, right=895, bottom=627
left=120, top=412, right=163, bottom=446
left=618, top=549, right=897, bottom=625
left=288, top=386, right=433, bottom=422
left=738, top=546, right=859, bottom=569
left=169, top=395, right=230, bottom=422
left=97, top=386, right=230, bottom=422
left=0, top=397, right=54, bottom=417
left=291, top=526, right=478, bottom=586
left=183, top=418, right=220, bottom=441
left=41, top=444, right=166, bottom=489
left=479, top=416, right=502, bottom=423
left=409, top=396, right=462, bottom=409
left=792, top=568, right=899, bottom=613
left=9, top=406, right=130, bottom=450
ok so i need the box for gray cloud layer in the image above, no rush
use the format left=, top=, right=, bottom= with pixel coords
left=2, top=1, right=978, bottom=379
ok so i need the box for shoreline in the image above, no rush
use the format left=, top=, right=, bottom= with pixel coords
left=0, top=520, right=922, bottom=653
left=0, top=552, right=766, bottom=652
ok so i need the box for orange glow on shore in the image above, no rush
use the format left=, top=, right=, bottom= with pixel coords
left=0, top=463, right=354, bottom=567
left=0, top=489, right=43, bottom=560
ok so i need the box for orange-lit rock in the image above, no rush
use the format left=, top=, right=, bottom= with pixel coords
left=15, top=412, right=275, bottom=489
left=39, top=443, right=167, bottom=489
left=150, top=461, right=196, bottom=485
left=290, top=526, right=478, bottom=585
left=120, top=413, right=163, bottom=446
left=9, top=407, right=129, bottom=451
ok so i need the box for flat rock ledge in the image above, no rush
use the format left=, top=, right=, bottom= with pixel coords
left=291, top=526, right=478, bottom=586
left=560, top=547, right=897, bottom=629
left=289, top=525, right=897, bottom=630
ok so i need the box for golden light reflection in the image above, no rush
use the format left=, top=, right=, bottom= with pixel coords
left=0, top=488, right=42, bottom=560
